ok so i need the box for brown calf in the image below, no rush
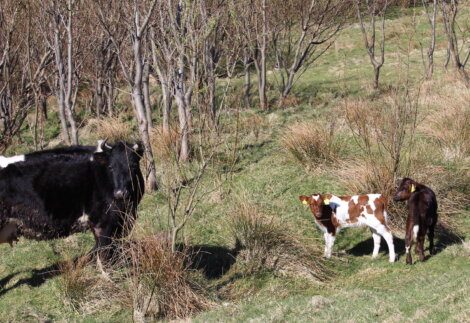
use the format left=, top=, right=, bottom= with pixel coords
left=394, top=178, right=438, bottom=264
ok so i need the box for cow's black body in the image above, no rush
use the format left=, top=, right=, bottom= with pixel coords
left=0, top=142, right=145, bottom=258
left=24, top=145, right=96, bottom=163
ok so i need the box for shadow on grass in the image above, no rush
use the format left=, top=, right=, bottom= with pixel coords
left=0, top=262, right=62, bottom=297
left=347, top=236, right=406, bottom=258
left=183, top=244, right=240, bottom=280
left=347, top=223, right=464, bottom=260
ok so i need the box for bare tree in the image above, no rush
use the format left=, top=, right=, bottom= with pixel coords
left=0, top=1, right=52, bottom=152
left=97, top=0, right=159, bottom=191
left=42, top=0, right=81, bottom=145
left=272, top=0, right=350, bottom=105
left=420, top=0, right=437, bottom=79
left=152, top=0, right=214, bottom=161
left=355, top=0, right=389, bottom=90
left=234, top=0, right=269, bottom=110
left=441, top=0, right=470, bottom=84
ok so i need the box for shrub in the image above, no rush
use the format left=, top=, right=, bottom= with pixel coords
left=230, top=202, right=329, bottom=281
left=59, top=256, right=121, bottom=314
left=122, top=235, right=212, bottom=321
left=281, top=121, right=345, bottom=168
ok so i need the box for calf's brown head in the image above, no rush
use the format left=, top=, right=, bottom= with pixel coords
left=393, top=177, right=417, bottom=202
left=299, top=194, right=331, bottom=218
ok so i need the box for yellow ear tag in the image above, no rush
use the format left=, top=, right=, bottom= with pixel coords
left=323, top=199, right=330, bottom=205
left=410, top=184, right=416, bottom=193
left=302, top=200, right=308, bottom=205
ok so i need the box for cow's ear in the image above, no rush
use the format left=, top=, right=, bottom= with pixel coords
left=96, top=139, right=112, bottom=153
left=132, top=141, right=144, bottom=157
left=299, top=195, right=310, bottom=205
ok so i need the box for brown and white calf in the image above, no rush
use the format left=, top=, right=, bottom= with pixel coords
left=299, top=193, right=396, bottom=262
left=394, top=178, right=438, bottom=264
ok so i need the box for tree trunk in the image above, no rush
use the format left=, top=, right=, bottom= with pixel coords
left=95, top=77, right=103, bottom=117
left=259, top=0, right=268, bottom=110
left=106, top=78, right=114, bottom=116
left=53, top=16, right=71, bottom=144
left=175, top=55, right=190, bottom=161
left=373, top=65, right=380, bottom=90
left=161, top=85, right=171, bottom=134
left=243, top=53, right=252, bottom=108
left=142, top=61, right=153, bottom=128
left=64, top=0, right=78, bottom=145
left=132, top=35, right=158, bottom=191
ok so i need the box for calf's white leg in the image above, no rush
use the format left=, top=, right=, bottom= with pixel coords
left=323, top=232, right=335, bottom=258
left=370, top=228, right=381, bottom=258
left=376, top=225, right=396, bottom=263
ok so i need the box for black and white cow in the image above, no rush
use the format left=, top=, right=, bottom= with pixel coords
left=0, top=145, right=96, bottom=168
left=0, top=141, right=145, bottom=260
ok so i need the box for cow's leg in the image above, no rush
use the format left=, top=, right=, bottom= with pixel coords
left=416, top=232, right=426, bottom=262
left=376, top=224, right=396, bottom=263
left=91, top=225, right=114, bottom=281
left=370, top=228, right=381, bottom=258
left=405, top=222, right=414, bottom=265
left=428, top=223, right=436, bottom=255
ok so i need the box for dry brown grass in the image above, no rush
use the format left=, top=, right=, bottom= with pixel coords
left=84, top=115, right=134, bottom=142
left=122, top=235, right=212, bottom=321
left=419, top=79, right=470, bottom=162
left=240, top=113, right=267, bottom=140
left=59, top=256, right=122, bottom=314
left=149, top=127, right=181, bottom=162
left=280, top=121, right=346, bottom=169
left=230, top=202, right=329, bottom=282
left=278, top=95, right=301, bottom=108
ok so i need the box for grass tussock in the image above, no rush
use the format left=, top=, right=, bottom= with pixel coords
left=419, top=79, right=470, bottom=162
left=122, top=235, right=212, bottom=321
left=230, top=202, right=329, bottom=282
left=149, top=127, right=181, bottom=162
left=59, top=256, right=122, bottom=314
left=281, top=121, right=345, bottom=169
left=85, top=115, right=134, bottom=142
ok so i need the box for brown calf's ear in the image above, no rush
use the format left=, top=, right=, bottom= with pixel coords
left=299, top=195, right=310, bottom=205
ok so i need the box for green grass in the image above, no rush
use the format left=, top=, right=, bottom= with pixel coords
left=1, top=6, right=469, bottom=322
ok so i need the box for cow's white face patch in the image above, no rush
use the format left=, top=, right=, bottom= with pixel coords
left=312, top=195, right=320, bottom=201
left=0, top=155, right=25, bottom=168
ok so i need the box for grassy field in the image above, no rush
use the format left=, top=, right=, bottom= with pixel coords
left=0, top=5, right=469, bottom=322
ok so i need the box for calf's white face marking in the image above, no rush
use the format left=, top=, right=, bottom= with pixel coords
left=0, top=155, right=25, bottom=168
left=413, top=225, right=419, bottom=241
